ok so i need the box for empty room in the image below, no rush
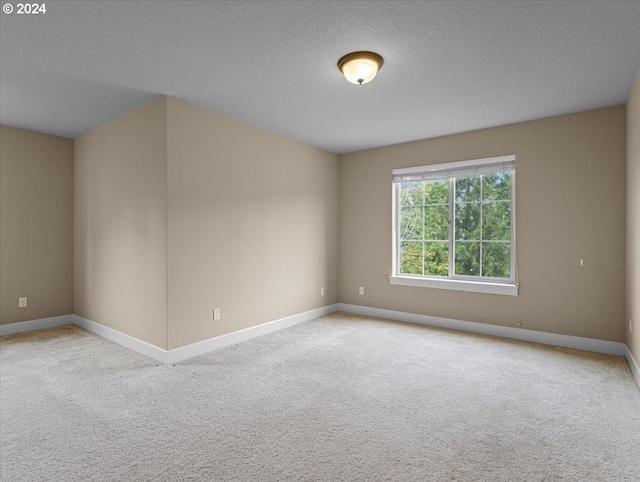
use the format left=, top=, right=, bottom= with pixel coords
left=1, top=1, right=639, bottom=480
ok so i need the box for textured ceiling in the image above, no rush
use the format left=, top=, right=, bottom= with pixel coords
left=1, top=0, right=639, bottom=154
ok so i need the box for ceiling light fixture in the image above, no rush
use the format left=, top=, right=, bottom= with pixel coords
left=337, top=51, right=383, bottom=85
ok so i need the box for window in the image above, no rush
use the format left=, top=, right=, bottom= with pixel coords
left=391, top=155, right=517, bottom=296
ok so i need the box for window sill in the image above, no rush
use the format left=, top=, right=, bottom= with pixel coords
left=389, top=275, right=518, bottom=296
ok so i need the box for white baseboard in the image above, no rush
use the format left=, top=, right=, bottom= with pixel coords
left=625, top=345, right=640, bottom=389
left=4, top=305, right=634, bottom=386
left=0, top=314, right=74, bottom=336
left=2, top=306, right=338, bottom=364
left=337, top=303, right=627, bottom=357
left=73, top=315, right=169, bottom=364
left=167, top=304, right=339, bottom=364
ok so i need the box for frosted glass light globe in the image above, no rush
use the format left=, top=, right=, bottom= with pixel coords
left=342, top=58, right=379, bottom=85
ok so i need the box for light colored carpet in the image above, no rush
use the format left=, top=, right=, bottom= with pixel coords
left=1, top=312, right=639, bottom=481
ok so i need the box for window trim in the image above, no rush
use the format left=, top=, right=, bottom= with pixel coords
left=391, top=155, right=518, bottom=296
left=389, top=275, right=519, bottom=296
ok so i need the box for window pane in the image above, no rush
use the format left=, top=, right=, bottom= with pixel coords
left=482, top=242, right=511, bottom=278
left=455, top=242, right=480, bottom=276
left=400, top=206, right=423, bottom=240
left=424, top=179, right=449, bottom=204
left=482, top=201, right=511, bottom=240
left=394, top=159, right=515, bottom=283
left=424, top=241, right=449, bottom=276
left=400, top=241, right=423, bottom=275
left=455, top=203, right=480, bottom=240
left=400, top=181, right=423, bottom=206
left=455, top=176, right=480, bottom=203
left=424, top=205, right=449, bottom=240
left=482, top=172, right=511, bottom=201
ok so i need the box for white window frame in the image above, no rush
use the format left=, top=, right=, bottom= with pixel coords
left=390, top=155, right=518, bottom=296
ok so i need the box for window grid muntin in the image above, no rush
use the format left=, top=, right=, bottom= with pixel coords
left=398, top=179, right=450, bottom=277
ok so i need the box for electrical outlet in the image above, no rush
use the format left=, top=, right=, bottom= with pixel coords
left=320, top=287, right=325, bottom=296
left=213, top=308, right=221, bottom=321
left=358, top=286, right=364, bottom=295
left=18, top=297, right=27, bottom=308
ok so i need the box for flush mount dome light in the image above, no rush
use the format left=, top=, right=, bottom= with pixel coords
left=337, top=51, right=383, bottom=85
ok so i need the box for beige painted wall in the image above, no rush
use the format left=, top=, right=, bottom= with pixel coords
left=74, top=98, right=168, bottom=349
left=166, top=98, right=339, bottom=349
left=4, top=95, right=630, bottom=353
left=339, top=106, right=627, bottom=342
left=627, top=69, right=640, bottom=362
left=0, top=126, right=74, bottom=324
